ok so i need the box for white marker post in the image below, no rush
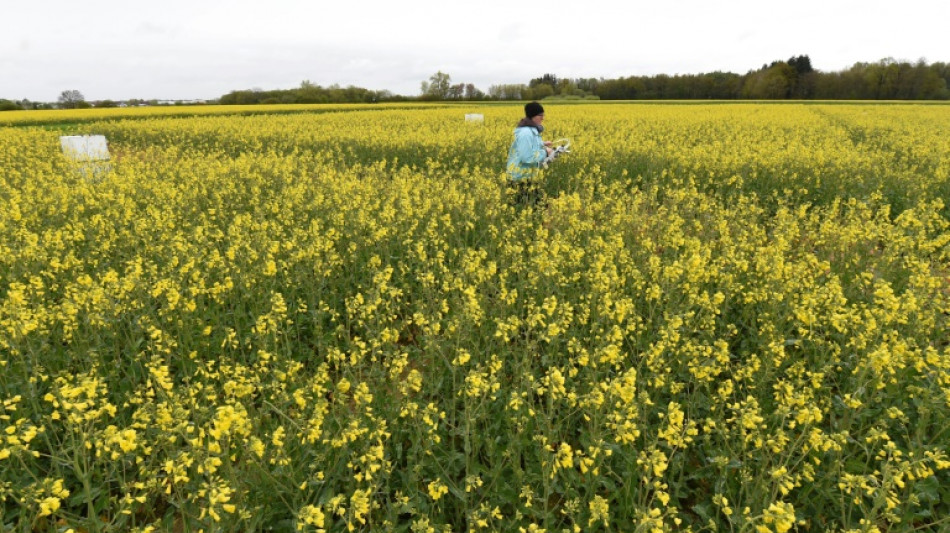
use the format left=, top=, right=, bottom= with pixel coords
left=60, top=135, right=112, bottom=179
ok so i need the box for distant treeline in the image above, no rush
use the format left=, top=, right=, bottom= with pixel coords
left=218, top=80, right=410, bottom=105
left=220, top=56, right=949, bottom=104
left=587, top=56, right=950, bottom=100
left=493, top=57, right=950, bottom=101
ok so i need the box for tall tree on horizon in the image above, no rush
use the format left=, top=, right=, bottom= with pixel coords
left=58, top=90, right=85, bottom=109
left=421, top=71, right=452, bottom=99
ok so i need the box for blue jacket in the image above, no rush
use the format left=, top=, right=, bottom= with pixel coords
left=506, top=125, right=546, bottom=181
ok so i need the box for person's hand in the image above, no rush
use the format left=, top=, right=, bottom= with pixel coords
left=545, top=146, right=554, bottom=156
left=543, top=141, right=553, bottom=147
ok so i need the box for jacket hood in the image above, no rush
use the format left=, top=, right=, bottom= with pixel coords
left=516, top=117, right=544, bottom=133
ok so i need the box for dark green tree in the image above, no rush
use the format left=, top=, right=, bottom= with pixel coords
left=788, top=55, right=813, bottom=75
left=0, top=99, right=23, bottom=111
left=529, top=74, right=558, bottom=91
left=742, top=62, right=795, bottom=99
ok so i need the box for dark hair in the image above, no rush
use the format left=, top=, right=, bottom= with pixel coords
left=524, top=101, right=544, bottom=118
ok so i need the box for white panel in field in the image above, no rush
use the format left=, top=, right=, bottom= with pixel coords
left=60, top=135, right=111, bottom=161
left=465, top=113, right=484, bottom=122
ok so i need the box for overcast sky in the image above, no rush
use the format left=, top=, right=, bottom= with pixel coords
left=2, top=0, right=947, bottom=102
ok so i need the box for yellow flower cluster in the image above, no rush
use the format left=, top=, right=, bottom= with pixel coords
left=1, top=102, right=948, bottom=531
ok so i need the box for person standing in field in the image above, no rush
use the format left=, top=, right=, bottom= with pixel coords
left=506, top=101, right=553, bottom=205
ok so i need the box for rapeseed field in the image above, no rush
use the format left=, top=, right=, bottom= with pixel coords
left=1, top=103, right=949, bottom=532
